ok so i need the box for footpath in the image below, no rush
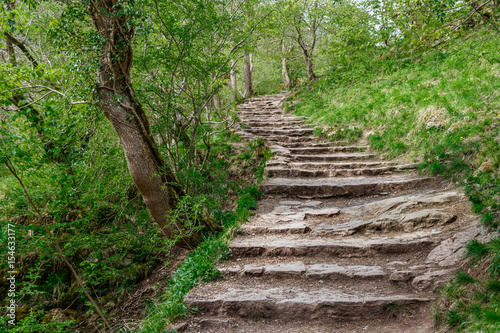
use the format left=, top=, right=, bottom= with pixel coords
left=180, top=93, right=489, bottom=332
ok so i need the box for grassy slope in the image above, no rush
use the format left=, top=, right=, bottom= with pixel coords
left=286, top=29, right=500, bottom=225
left=285, top=29, right=500, bottom=331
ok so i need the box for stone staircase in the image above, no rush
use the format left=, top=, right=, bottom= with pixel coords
left=178, top=93, right=488, bottom=332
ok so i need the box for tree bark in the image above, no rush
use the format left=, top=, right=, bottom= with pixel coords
left=282, top=57, right=291, bottom=89
left=230, top=59, right=238, bottom=102
left=213, top=92, right=221, bottom=109
left=88, top=0, right=197, bottom=246
left=243, top=53, right=254, bottom=98
left=304, top=55, right=316, bottom=81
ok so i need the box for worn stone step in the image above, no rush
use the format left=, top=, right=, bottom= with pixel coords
left=290, top=153, right=378, bottom=162
left=288, top=146, right=368, bottom=154
left=219, top=261, right=386, bottom=280
left=239, top=105, right=281, bottom=109
left=242, top=115, right=305, bottom=121
left=241, top=121, right=306, bottom=128
left=240, top=125, right=308, bottom=131
left=280, top=141, right=350, bottom=148
left=261, top=175, right=433, bottom=198
left=184, top=283, right=433, bottom=322
left=258, top=135, right=318, bottom=143
left=181, top=313, right=434, bottom=333
left=239, top=110, right=283, bottom=116
left=244, top=128, right=314, bottom=136
left=230, top=234, right=434, bottom=257
left=266, top=165, right=418, bottom=178
left=315, top=210, right=457, bottom=236
left=242, top=209, right=456, bottom=237
left=288, top=161, right=397, bottom=170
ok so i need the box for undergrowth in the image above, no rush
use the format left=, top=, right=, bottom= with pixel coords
left=134, top=140, right=270, bottom=333
left=0, top=128, right=271, bottom=332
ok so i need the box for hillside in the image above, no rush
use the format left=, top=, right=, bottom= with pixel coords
left=284, top=29, right=500, bottom=331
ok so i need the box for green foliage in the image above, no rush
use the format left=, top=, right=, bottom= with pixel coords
left=135, top=160, right=267, bottom=333
left=0, top=309, right=74, bottom=333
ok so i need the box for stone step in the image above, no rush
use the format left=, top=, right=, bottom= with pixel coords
left=290, top=153, right=378, bottom=162
left=279, top=141, right=351, bottom=148
left=184, top=282, right=433, bottom=322
left=230, top=234, right=434, bottom=257
left=288, top=146, right=368, bottom=154
left=180, top=313, right=434, bottom=333
left=319, top=212, right=455, bottom=236
left=314, top=209, right=457, bottom=236
left=219, top=261, right=386, bottom=280
left=238, top=110, right=283, bottom=116
left=244, top=128, right=314, bottom=136
left=261, top=175, right=432, bottom=198
left=239, top=105, right=281, bottom=109
left=235, top=133, right=317, bottom=143
left=241, top=121, right=306, bottom=128
left=240, top=116, right=305, bottom=122
left=288, top=161, right=397, bottom=170
left=240, top=125, right=308, bottom=131
left=257, top=135, right=318, bottom=143
left=266, top=165, right=418, bottom=178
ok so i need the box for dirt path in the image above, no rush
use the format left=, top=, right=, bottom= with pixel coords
left=179, top=93, right=489, bottom=332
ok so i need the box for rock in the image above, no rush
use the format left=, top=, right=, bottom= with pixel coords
left=218, top=266, right=241, bottom=275
left=400, top=209, right=456, bottom=232
left=166, top=322, right=188, bottom=332
left=389, top=271, right=416, bottom=282
left=386, top=261, right=407, bottom=267
left=307, top=263, right=385, bottom=279
left=408, top=265, right=427, bottom=271
left=272, top=206, right=295, bottom=215
left=426, top=224, right=483, bottom=267
left=244, top=264, right=264, bottom=275
left=303, top=207, right=341, bottom=219
left=302, top=201, right=323, bottom=207
left=411, top=275, right=433, bottom=290
left=345, top=192, right=464, bottom=217
left=265, top=262, right=306, bottom=276
left=280, top=201, right=303, bottom=206
left=412, top=269, right=455, bottom=290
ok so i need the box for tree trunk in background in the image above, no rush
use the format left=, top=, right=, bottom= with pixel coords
left=282, top=58, right=291, bottom=89
left=230, top=59, right=238, bottom=102
left=243, top=53, right=254, bottom=98
left=213, top=92, right=221, bottom=109
left=304, top=55, right=316, bottom=81
left=89, top=0, right=197, bottom=247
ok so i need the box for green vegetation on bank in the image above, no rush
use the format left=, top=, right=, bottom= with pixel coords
left=285, top=29, right=500, bottom=227
left=0, top=134, right=270, bottom=332
left=284, top=28, right=500, bottom=332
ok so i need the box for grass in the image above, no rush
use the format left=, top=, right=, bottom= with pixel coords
left=284, top=27, right=500, bottom=332
left=285, top=28, right=500, bottom=228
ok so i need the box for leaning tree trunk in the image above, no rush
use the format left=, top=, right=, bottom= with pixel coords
left=282, top=58, right=292, bottom=89
left=243, top=53, right=254, bottom=98
left=89, top=0, right=198, bottom=246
